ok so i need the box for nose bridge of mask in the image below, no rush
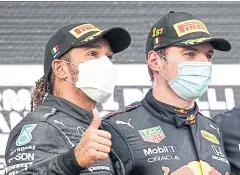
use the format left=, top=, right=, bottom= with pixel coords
left=78, top=55, right=113, bottom=68
left=158, top=52, right=212, bottom=66
left=157, top=52, right=212, bottom=78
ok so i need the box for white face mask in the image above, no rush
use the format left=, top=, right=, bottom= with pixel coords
left=64, top=56, right=118, bottom=103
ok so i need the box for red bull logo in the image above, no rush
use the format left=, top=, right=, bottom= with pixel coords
left=185, top=114, right=196, bottom=125
left=162, top=160, right=229, bottom=175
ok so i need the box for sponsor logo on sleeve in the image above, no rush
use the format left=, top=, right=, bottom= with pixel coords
left=8, top=170, right=20, bottom=175
left=8, top=153, right=34, bottom=164
left=88, top=166, right=110, bottom=173
left=16, top=124, right=37, bottom=147
left=10, top=145, right=36, bottom=156
left=5, top=162, right=33, bottom=174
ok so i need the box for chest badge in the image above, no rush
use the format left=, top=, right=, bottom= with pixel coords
left=201, top=130, right=219, bottom=145
left=139, top=126, right=165, bottom=143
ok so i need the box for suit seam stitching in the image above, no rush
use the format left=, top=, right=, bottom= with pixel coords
left=39, top=121, right=72, bottom=149
left=103, top=119, right=135, bottom=172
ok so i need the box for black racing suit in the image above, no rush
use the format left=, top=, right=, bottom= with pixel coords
left=102, top=90, right=231, bottom=175
left=214, top=107, right=240, bottom=175
left=4, top=94, right=124, bottom=175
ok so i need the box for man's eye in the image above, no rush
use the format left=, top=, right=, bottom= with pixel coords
left=207, top=55, right=213, bottom=59
left=107, top=55, right=113, bottom=59
left=185, top=53, right=194, bottom=57
left=87, top=52, right=97, bottom=57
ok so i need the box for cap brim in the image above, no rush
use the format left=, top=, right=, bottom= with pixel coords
left=74, top=27, right=131, bottom=54
left=172, top=37, right=231, bottom=51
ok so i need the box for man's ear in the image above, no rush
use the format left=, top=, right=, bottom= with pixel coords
left=51, top=60, right=67, bottom=79
left=147, top=51, right=163, bottom=72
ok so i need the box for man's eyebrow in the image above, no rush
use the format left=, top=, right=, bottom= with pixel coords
left=181, top=47, right=214, bottom=54
left=208, top=50, right=214, bottom=54
left=180, top=47, right=199, bottom=53
left=83, top=44, right=102, bottom=50
left=83, top=44, right=113, bottom=52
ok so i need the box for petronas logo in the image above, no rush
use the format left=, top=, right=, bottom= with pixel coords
left=16, top=124, right=37, bottom=146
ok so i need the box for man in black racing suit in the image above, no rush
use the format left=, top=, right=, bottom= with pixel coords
left=4, top=23, right=131, bottom=175
left=214, top=108, right=240, bottom=175
left=102, top=11, right=232, bottom=175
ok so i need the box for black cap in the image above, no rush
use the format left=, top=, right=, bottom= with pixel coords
left=146, top=11, right=231, bottom=56
left=44, top=23, right=131, bottom=81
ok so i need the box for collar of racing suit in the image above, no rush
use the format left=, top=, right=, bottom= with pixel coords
left=42, top=93, right=94, bottom=125
left=142, top=89, right=199, bottom=127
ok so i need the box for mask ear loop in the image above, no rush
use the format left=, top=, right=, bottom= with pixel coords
left=64, top=78, right=77, bottom=85
left=60, top=60, right=79, bottom=66
left=56, top=60, right=79, bottom=85
left=158, top=71, right=170, bottom=82
left=156, top=52, right=171, bottom=82
left=157, top=52, right=178, bottom=64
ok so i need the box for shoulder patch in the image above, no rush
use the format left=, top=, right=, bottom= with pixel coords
left=16, top=124, right=37, bottom=146
left=103, top=101, right=141, bottom=119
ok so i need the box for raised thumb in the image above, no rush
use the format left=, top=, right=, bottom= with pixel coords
left=89, top=108, right=101, bottom=129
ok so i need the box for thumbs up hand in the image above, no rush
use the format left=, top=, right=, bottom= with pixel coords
left=74, top=109, right=112, bottom=168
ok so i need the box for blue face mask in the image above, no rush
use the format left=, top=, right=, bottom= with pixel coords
left=158, top=54, right=212, bottom=101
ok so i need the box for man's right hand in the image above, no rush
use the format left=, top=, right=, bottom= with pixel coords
left=74, top=109, right=112, bottom=168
